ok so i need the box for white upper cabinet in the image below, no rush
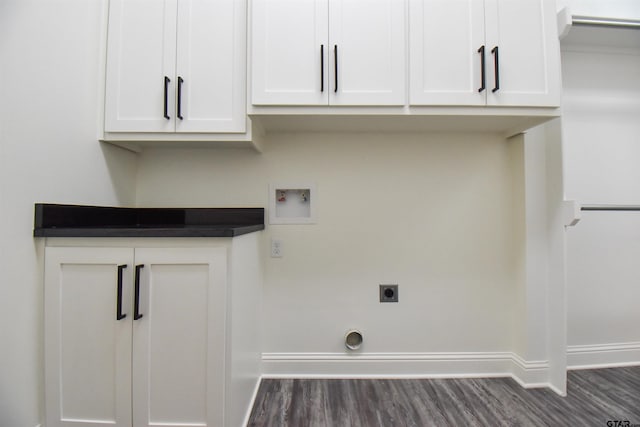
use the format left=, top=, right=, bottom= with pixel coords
left=175, top=0, right=246, bottom=132
left=251, top=0, right=328, bottom=105
left=105, top=0, right=246, bottom=133
left=409, top=0, right=561, bottom=107
left=105, top=0, right=177, bottom=132
left=409, top=0, right=485, bottom=106
left=251, top=0, right=406, bottom=106
left=328, top=0, right=406, bottom=105
left=484, top=0, right=561, bottom=107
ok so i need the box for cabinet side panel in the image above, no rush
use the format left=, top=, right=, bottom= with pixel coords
left=227, top=233, right=263, bottom=427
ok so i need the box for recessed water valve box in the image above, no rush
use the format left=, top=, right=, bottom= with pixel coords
left=379, top=284, right=398, bottom=303
left=269, top=183, right=317, bottom=224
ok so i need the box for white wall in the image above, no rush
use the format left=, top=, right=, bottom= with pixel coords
left=0, top=1, right=137, bottom=426
left=567, top=212, right=640, bottom=343
left=566, top=211, right=640, bottom=368
left=561, top=25, right=640, bottom=367
left=136, top=132, right=524, bottom=365
left=562, top=29, right=640, bottom=205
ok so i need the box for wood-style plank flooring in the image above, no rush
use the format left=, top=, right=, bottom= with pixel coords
left=247, top=366, right=640, bottom=426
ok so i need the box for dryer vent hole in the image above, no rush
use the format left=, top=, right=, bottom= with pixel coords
left=345, top=330, right=363, bottom=351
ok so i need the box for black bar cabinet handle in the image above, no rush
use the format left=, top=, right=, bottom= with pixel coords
left=177, top=76, right=184, bottom=120
left=163, top=76, right=171, bottom=119
left=320, top=45, right=324, bottom=92
left=478, top=45, right=486, bottom=93
left=116, top=264, right=127, bottom=321
left=491, top=46, right=500, bottom=92
left=134, top=264, right=144, bottom=320
left=334, top=45, right=338, bottom=93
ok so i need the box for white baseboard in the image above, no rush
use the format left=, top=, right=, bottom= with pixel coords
left=262, top=351, right=550, bottom=389
left=241, top=376, right=262, bottom=427
left=510, top=353, right=552, bottom=388
left=567, top=342, right=640, bottom=370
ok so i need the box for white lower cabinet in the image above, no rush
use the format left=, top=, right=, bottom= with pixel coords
left=44, top=246, right=228, bottom=427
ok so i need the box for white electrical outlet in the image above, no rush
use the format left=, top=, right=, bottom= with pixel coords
left=271, top=238, right=283, bottom=258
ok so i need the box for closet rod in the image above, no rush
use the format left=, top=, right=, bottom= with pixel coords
left=573, top=16, right=640, bottom=29
left=581, top=205, right=640, bottom=212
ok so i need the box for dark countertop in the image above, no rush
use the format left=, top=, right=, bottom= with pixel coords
left=33, top=204, right=265, bottom=238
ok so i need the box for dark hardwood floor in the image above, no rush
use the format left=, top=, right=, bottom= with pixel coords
left=247, top=366, right=640, bottom=426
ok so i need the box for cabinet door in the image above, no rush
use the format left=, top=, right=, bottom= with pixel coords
left=251, top=0, right=329, bottom=105
left=44, top=247, right=133, bottom=427
left=104, top=0, right=177, bottom=132
left=409, top=0, right=486, bottom=105
left=329, top=0, right=406, bottom=105
left=132, top=247, right=227, bottom=427
left=176, top=0, right=246, bottom=132
left=484, top=0, right=561, bottom=107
